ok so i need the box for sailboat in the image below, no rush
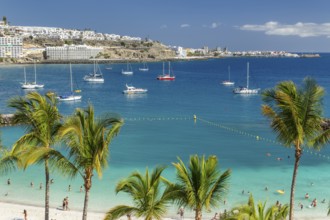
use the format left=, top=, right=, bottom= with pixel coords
left=139, top=62, right=149, bottom=71
left=21, top=67, right=36, bottom=89
left=222, top=66, right=234, bottom=85
left=83, top=60, right=104, bottom=83
left=233, top=62, right=259, bottom=94
left=57, top=63, right=82, bottom=101
left=157, top=62, right=175, bottom=81
left=122, top=62, right=133, bottom=75
left=21, top=62, right=44, bottom=89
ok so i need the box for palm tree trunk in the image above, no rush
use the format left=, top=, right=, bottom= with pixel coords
left=82, top=176, right=91, bottom=220
left=195, top=208, right=202, bottom=220
left=289, top=148, right=302, bottom=220
left=82, top=188, right=90, bottom=220
left=45, top=158, right=50, bottom=220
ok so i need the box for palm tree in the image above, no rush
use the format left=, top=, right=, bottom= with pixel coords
left=171, top=154, right=231, bottom=220
left=7, top=92, right=76, bottom=220
left=225, top=194, right=289, bottom=220
left=261, top=77, right=330, bottom=220
left=58, top=104, right=123, bottom=220
left=104, top=166, right=174, bottom=220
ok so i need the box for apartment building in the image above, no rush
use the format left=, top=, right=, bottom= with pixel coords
left=0, top=37, right=23, bottom=58
left=45, top=45, right=102, bottom=60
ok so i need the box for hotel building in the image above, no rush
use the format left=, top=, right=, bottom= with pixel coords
left=0, top=37, right=23, bottom=58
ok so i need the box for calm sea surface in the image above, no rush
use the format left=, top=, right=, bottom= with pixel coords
left=1, top=56, right=330, bottom=217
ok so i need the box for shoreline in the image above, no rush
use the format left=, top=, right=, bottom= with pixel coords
left=0, top=201, right=328, bottom=220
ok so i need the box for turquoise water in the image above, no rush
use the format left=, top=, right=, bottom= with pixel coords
left=1, top=57, right=330, bottom=217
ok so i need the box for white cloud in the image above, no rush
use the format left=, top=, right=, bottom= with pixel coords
left=160, top=24, right=167, bottom=29
left=203, top=22, right=221, bottom=29
left=180, top=24, right=190, bottom=28
left=239, top=21, right=330, bottom=38
left=210, top=22, right=220, bottom=29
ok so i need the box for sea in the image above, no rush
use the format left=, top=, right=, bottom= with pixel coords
left=0, top=56, right=330, bottom=218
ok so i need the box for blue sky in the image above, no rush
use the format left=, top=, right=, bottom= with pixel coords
left=2, top=0, right=330, bottom=52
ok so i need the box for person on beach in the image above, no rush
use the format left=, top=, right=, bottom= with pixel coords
left=68, top=184, right=71, bottom=191
left=177, top=206, right=184, bottom=219
left=65, top=196, right=69, bottom=210
left=62, top=198, right=66, bottom=210
left=311, top=198, right=317, bottom=207
left=212, top=212, right=218, bottom=220
left=30, top=182, right=33, bottom=188
left=39, top=183, right=42, bottom=190
left=80, top=186, right=83, bottom=193
left=7, top=178, right=11, bottom=185
left=50, top=179, right=54, bottom=184
left=305, top=193, right=309, bottom=199
left=23, top=209, right=27, bottom=220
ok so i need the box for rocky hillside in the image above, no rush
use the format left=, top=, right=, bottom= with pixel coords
left=0, top=38, right=176, bottom=64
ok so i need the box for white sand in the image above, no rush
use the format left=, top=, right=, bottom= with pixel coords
left=0, top=201, right=328, bottom=220
left=0, top=202, right=104, bottom=220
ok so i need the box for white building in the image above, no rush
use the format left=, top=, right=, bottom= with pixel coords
left=176, top=46, right=187, bottom=58
left=0, top=37, right=23, bottom=58
left=45, top=45, right=102, bottom=60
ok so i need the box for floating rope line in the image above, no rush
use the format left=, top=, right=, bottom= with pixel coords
left=123, top=117, right=191, bottom=121
left=122, top=115, right=330, bottom=161
left=196, top=115, right=330, bottom=162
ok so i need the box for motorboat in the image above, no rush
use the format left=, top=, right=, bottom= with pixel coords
left=123, top=84, right=147, bottom=94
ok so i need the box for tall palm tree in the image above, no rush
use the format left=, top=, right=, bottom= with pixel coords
left=171, top=154, right=231, bottom=220
left=104, top=166, right=174, bottom=220
left=262, top=77, right=330, bottom=220
left=225, top=194, right=289, bottom=220
left=7, top=92, right=76, bottom=220
left=58, top=104, right=123, bottom=220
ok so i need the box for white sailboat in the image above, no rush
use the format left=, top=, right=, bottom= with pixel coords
left=83, top=60, right=104, bottom=83
left=122, top=62, right=133, bottom=75
left=21, top=62, right=44, bottom=89
left=57, top=63, right=82, bottom=101
left=21, top=67, right=36, bottom=89
left=33, top=62, right=44, bottom=88
left=139, top=62, right=149, bottom=71
left=222, top=66, right=235, bottom=85
left=233, top=62, right=259, bottom=94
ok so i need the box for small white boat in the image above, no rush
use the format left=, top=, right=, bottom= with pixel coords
left=83, top=60, right=104, bottom=83
left=222, top=66, right=234, bottom=85
left=122, top=62, right=133, bottom=75
left=57, top=63, right=82, bottom=101
left=21, top=62, right=44, bottom=89
left=123, top=84, right=147, bottom=94
left=139, top=62, right=149, bottom=71
left=233, top=62, right=259, bottom=94
left=157, top=62, right=175, bottom=81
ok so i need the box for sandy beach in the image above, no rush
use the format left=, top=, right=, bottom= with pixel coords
left=0, top=201, right=328, bottom=220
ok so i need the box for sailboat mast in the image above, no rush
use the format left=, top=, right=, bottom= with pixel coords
left=228, top=66, right=231, bottom=81
left=24, top=67, right=27, bottom=84
left=168, top=62, right=170, bottom=75
left=163, top=62, right=164, bottom=75
left=247, top=62, right=249, bottom=89
left=70, top=63, right=73, bottom=93
left=34, top=61, right=37, bottom=83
